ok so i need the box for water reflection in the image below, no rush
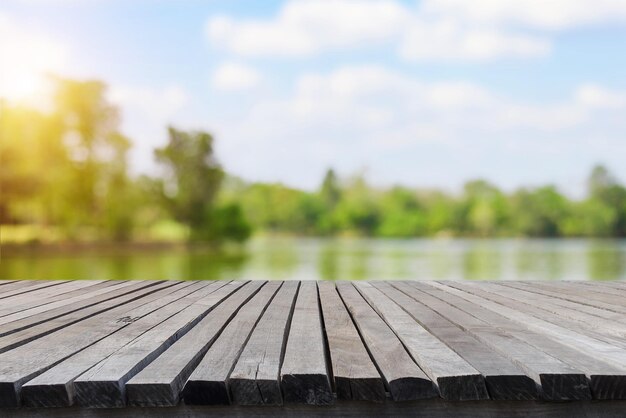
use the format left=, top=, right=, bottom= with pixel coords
left=1, top=238, right=625, bottom=281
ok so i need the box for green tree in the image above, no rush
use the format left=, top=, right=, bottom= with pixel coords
left=462, top=180, right=509, bottom=237
left=155, top=127, right=250, bottom=243
left=587, top=165, right=626, bottom=236
left=320, top=168, right=341, bottom=208
left=333, top=175, right=380, bottom=235
left=52, top=78, right=134, bottom=239
left=377, top=187, right=427, bottom=237
left=155, top=127, right=223, bottom=241
left=510, top=186, right=569, bottom=237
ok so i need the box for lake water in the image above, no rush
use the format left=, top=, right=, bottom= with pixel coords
left=1, top=237, right=625, bottom=281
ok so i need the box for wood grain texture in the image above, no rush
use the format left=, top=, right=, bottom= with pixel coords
left=0, top=282, right=180, bottom=407
left=20, top=281, right=221, bottom=407
left=0, top=281, right=107, bottom=318
left=125, top=281, right=264, bottom=407
left=318, top=281, right=385, bottom=402
left=0, top=281, right=157, bottom=347
left=280, top=281, right=333, bottom=405
left=355, top=282, right=488, bottom=401
left=229, top=281, right=299, bottom=405
left=422, top=282, right=626, bottom=400
left=182, top=282, right=282, bottom=405
left=0, top=279, right=624, bottom=414
left=336, top=282, right=437, bottom=401
left=376, top=281, right=538, bottom=400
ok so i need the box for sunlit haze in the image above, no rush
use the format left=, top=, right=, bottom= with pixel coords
left=2, top=0, right=626, bottom=196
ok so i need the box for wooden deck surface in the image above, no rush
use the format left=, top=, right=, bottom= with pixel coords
left=0, top=279, right=625, bottom=416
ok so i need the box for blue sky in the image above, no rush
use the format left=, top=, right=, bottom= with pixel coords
left=2, top=0, right=626, bottom=196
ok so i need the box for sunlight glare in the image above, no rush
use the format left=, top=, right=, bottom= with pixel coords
left=0, top=13, right=69, bottom=106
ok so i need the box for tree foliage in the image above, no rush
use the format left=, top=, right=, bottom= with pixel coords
left=3, top=77, right=626, bottom=243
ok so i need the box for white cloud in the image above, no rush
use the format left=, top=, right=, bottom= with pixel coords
left=211, top=62, right=261, bottom=91
left=207, top=0, right=408, bottom=57
left=420, top=0, right=626, bottom=30
left=213, top=66, right=626, bottom=190
left=575, top=84, right=626, bottom=109
left=398, top=20, right=550, bottom=61
left=205, top=0, right=625, bottom=61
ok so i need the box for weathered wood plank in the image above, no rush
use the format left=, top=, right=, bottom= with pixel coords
left=68, top=282, right=239, bottom=408
left=497, top=282, right=626, bottom=318
left=0, top=280, right=16, bottom=287
left=484, top=283, right=626, bottom=340
left=450, top=283, right=626, bottom=352
left=574, top=281, right=626, bottom=298
left=2, top=278, right=626, bottom=411
left=21, top=281, right=226, bottom=407
left=0, top=281, right=68, bottom=301
left=0, top=281, right=159, bottom=352
left=182, top=282, right=282, bottom=405
left=0, top=281, right=127, bottom=328
left=355, top=282, right=488, bottom=401
left=280, top=281, right=333, bottom=405
left=375, top=281, right=537, bottom=400
left=336, top=282, right=437, bottom=401
left=125, top=281, right=264, bottom=407
left=0, top=281, right=38, bottom=293
left=318, top=281, right=385, bottom=402
left=0, top=281, right=107, bottom=316
left=0, top=281, right=181, bottom=407
left=425, top=282, right=626, bottom=400
left=229, top=282, right=299, bottom=405
left=516, top=283, right=626, bottom=316
left=533, top=282, right=626, bottom=307
left=409, top=282, right=592, bottom=401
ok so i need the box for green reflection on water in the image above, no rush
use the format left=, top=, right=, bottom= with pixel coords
left=1, top=238, right=625, bottom=281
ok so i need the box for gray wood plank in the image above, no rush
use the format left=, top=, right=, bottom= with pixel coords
left=280, top=281, right=333, bottom=405
left=69, top=282, right=238, bottom=408
left=497, top=282, right=626, bottom=318
left=21, top=281, right=228, bottom=407
left=483, top=283, right=626, bottom=340
left=0, top=281, right=181, bottom=407
left=0, top=281, right=106, bottom=315
left=408, top=282, right=592, bottom=401
left=0, top=281, right=37, bottom=291
left=575, top=281, right=626, bottom=297
left=0, top=281, right=127, bottom=328
left=0, top=281, right=69, bottom=301
left=425, top=282, right=626, bottom=400
left=355, top=282, right=488, bottom=401
left=336, top=282, right=436, bottom=401
left=466, top=283, right=626, bottom=353
left=535, top=282, right=626, bottom=307
left=0, top=281, right=34, bottom=296
left=125, top=281, right=265, bottom=407
left=318, top=281, right=385, bottom=402
left=535, top=282, right=626, bottom=313
left=229, top=282, right=299, bottom=405
left=375, top=281, right=537, bottom=400
left=0, top=281, right=159, bottom=353
left=182, top=282, right=282, bottom=405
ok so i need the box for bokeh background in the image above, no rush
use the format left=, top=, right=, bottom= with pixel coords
left=1, top=0, right=626, bottom=280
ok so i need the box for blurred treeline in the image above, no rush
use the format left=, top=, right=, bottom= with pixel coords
left=228, top=166, right=626, bottom=239
left=1, top=78, right=250, bottom=244
left=2, top=78, right=626, bottom=244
